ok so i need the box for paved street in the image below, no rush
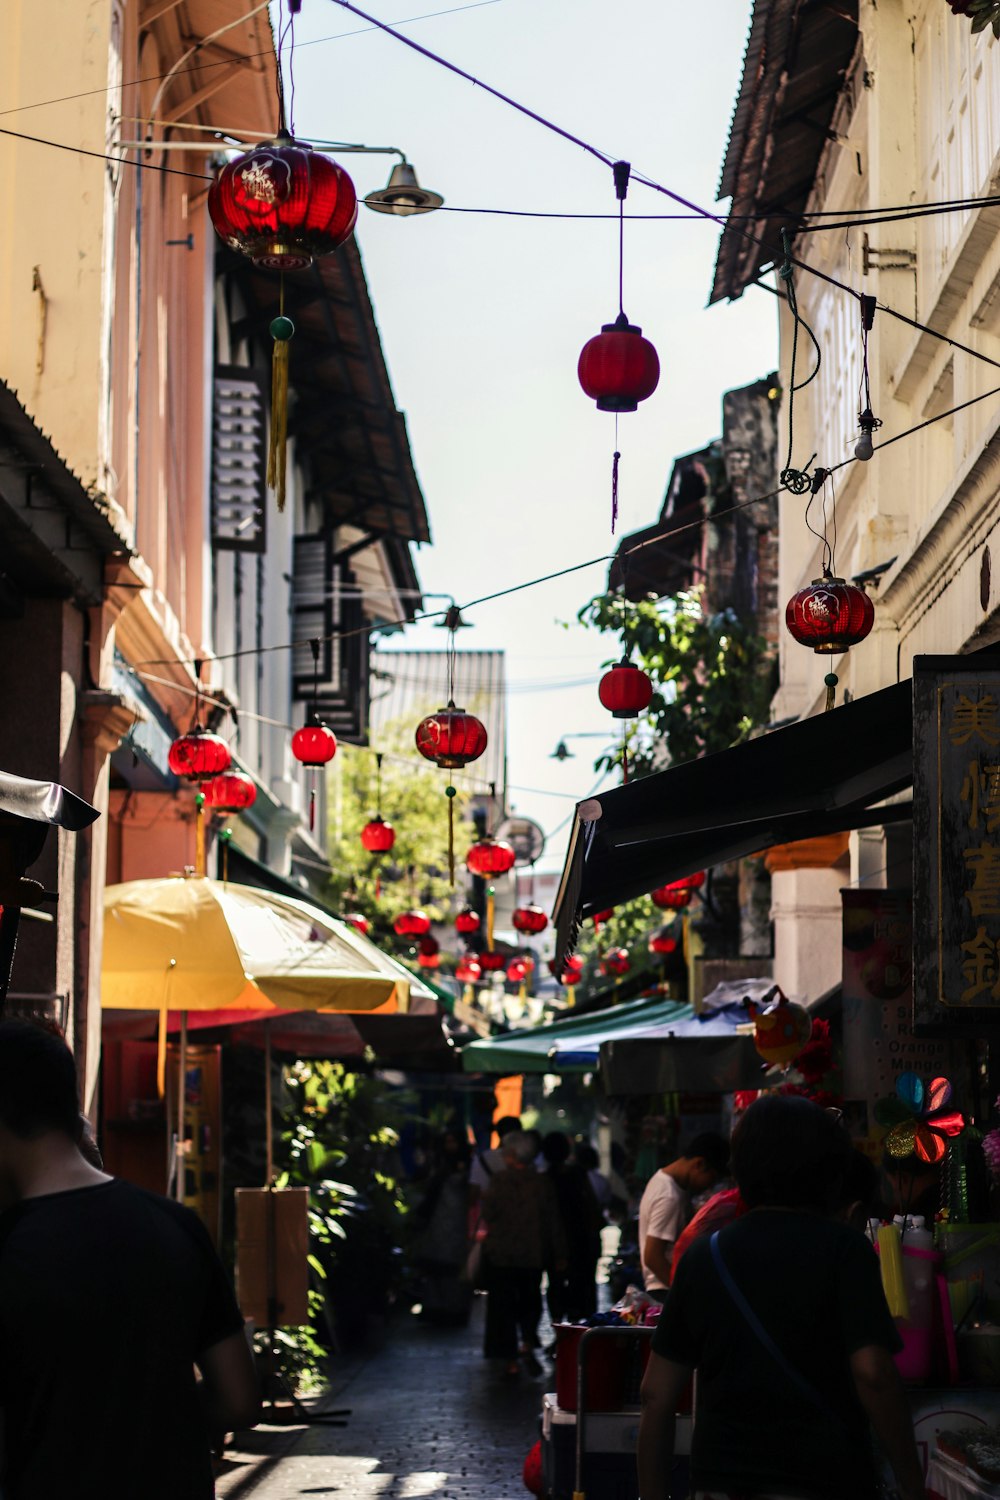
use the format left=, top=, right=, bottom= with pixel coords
left=225, top=1297, right=550, bottom=1500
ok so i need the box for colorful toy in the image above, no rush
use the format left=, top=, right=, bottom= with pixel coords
left=874, top=1073, right=965, bottom=1163
left=746, top=990, right=812, bottom=1067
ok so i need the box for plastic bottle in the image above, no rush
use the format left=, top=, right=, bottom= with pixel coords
left=893, top=1215, right=939, bottom=1382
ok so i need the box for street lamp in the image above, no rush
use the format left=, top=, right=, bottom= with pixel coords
left=550, top=733, right=609, bottom=762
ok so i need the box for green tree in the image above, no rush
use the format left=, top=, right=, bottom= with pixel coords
left=578, top=586, right=774, bottom=780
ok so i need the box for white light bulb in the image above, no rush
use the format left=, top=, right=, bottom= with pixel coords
left=855, top=430, right=874, bottom=462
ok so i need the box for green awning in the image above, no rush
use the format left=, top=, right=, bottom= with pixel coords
left=460, top=994, right=692, bottom=1075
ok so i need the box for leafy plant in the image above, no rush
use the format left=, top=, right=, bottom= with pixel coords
left=946, top=0, right=1000, bottom=38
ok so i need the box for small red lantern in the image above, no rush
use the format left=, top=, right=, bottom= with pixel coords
left=394, top=910, right=431, bottom=938
left=360, top=816, right=395, bottom=855
left=578, top=314, right=660, bottom=413
left=456, top=957, right=482, bottom=984
left=649, top=925, right=678, bottom=956
left=343, top=912, right=370, bottom=936
left=202, top=770, right=257, bottom=813
left=785, top=576, right=875, bottom=655
left=591, top=908, right=615, bottom=926
left=512, top=905, right=548, bottom=936
left=551, top=953, right=583, bottom=984
left=415, top=705, right=488, bottom=769
left=652, top=882, right=695, bottom=911
left=208, top=135, right=358, bottom=272
left=417, top=934, right=441, bottom=970
left=507, top=958, right=529, bottom=984
left=455, top=906, right=481, bottom=936
left=477, top=950, right=507, bottom=973
left=599, top=658, right=653, bottom=719
left=466, top=839, right=516, bottom=878
left=291, top=716, right=337, bottom=768
left=168, top=727, right=231, bottom=782
left=604, top=946, right=631, bottom=976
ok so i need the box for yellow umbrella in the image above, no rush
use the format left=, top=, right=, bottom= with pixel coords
left=102, top=875, right=409, bottom=1191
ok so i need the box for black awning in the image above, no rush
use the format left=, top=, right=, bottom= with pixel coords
left=553, top=679, right=913, bottom=959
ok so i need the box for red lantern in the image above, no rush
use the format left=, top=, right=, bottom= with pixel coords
left=507, top=958, right=529, bottom=984
left=456, top=957, right=482, bottom=984
left=168, top=727, right=231, bottom=782
left=417, top=934, right=440, bottom=970
left=652, top=882, right=695, bottom=911
left=394, top=910, right=431, bottom=938
left=360, top=817, right=395, bottom=854
left=477, top=950, right=507, bottom=973
left=343, top=912, right=370, bottom=936
left=202, top=770, right=257, bottom=813
left=591, top=908, right=615, bottom=926
left=599, top=658, right=653, bottom=719
left=785, top=576, right=875, bottom=654
left=649, top=925, right=678, bottom=956
left=550, top=952, right=584, bottom=984
left=414, top=705, right=488, bottom=769
left=208, top=135, right=358, bottom=271
left=578, top=314, right=660, bottom=412
left=455, top=906, right=481, bottom=936
left=291, top=717, right=337, bottom=768
left=466, top=839, right=516, bottom=878
left=604, top=946, right=631, bottom=976
left=512, top=905, right=548, bottom=936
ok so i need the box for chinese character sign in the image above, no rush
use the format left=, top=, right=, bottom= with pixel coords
left=913, top=658, right=1000, bottom=1026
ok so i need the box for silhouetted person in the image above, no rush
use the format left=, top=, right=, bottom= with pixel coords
left=482, top=1131, right=565, bottom=1376
left=0, top=1019, right=259, bottom=1499
left=541, top=1131, right=602, bottom=1323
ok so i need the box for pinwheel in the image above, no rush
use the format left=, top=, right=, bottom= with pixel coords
left=875, top=1072, right=965, bottom=1163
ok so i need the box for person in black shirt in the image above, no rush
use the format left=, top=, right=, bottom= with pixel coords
left=0, top=1019, right=259, bottom=1500
left=637, top=1095, right=926, bottom=1500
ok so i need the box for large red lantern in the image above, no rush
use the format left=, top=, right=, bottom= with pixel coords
left=360, top=816, right=395, bottom=855
left=291, top=717, right=337, bottom=768
left=455, top=957, right=482, bottom=984
left=785, top=576, right=875, bottom=654
left=477, top=950, right=507, bottom=973
left=455, top=906, right=481, bottom=936
left=603, top=946, right=631, bottom=976
left=202, top=770, right=257, bottom=813
left=168, top=726, right=231, bottom=781
left=512, top=905, right=548, bottom=936
left=208, top=135, right=358, bottom=272
left=394, top=910, right=431, bottom=938
left=578, top=314, right=660, bottom=413
left=652, top=881, right=696, bottom=911
left=466, top=838, right=516, bottom=878
left=415, top=705, right=488, bottom=769
left=649, top=925, right=678, bottom=956
left=599, top=659, right=653, bottom=719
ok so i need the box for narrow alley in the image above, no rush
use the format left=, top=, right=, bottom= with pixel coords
left=219, top=1301, right=551, bottom=1500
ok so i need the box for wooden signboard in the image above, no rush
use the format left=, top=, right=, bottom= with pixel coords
left=913, top=654, right=1000, bottom=1031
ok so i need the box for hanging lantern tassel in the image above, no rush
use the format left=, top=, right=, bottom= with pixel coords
left=566, top=984, right=576, bottom=1009
left=195, top=791, right=206, bottom=877
left=824, top=671, right=838, bottom=714
left=487, top=883, right=496, bottom=951
left=611, top=448, right=620, bottom=534
left=446, top=784, right=457, bottom=884
left=267, top=314, right=294, bottom=511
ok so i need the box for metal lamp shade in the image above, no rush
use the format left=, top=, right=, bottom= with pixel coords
left=365, top=161, right=444, bottom=216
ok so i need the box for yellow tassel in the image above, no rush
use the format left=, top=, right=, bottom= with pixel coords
left=267, top=313, right=294, bottom=512
left=195, top=793, right=205, bottom=878
left=487, top=889, right=495, bottom=950
left=824, top=672, right=837, bottom=713
left=878, top=1224, right=910, bottom=1319
left=566, top=984, right=576, bottom=1008
left=156, top=1002, right=168, bottom=1098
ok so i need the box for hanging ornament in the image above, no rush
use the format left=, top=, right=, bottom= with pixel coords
left=208, top=134, right=358, bottom=512
left=394, top=910, right=431, bottom=938
left=785, top=571, right=875, bottom=712
left=414, top=607, right=487, bottom=881
left=577, top=162, right=659, bottom=532
left=599, top=659, right=653, bottom=719
left=591, top=908, right=615, bottom=928
left=417, top=934, right=441, bottom=970
left=202, top=770, right=257, bottom=813
left=746, top=992, right=812, bottom=1068
left=455, top=956, right=482, bottom=985
left=875, top=1073, right=966, bottom=1163
left=652, top=877, right=703, bottom=911
left=854, top=295, right=882, bottom=462
left=603, top=946, right=631, bottom=977
left=292, top=641, right=338, bottom=830
left=512, top=905, right=548, bottom=936
left=342, top=912, right=370, bottom=936
left=506, top=958, right=529, bottom=984
left=477, top=950, right=507, bottom=974
left=649, top=925, right=678, bottom=956
left=455, top=906, right=481, bottom=937
left=168, top=726, right=231, bottom=782
left=466, top=838, right=516, bottom=878
left=360, top=816, right=395, bottom=854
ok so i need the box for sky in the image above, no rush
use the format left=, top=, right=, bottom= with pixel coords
left=284, top=0, right=777, bottom=873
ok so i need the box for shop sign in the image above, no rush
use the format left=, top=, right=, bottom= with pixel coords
left=842, top=890, right=964, bottom=1129
left=913, top=655, right=1000, bottom=1029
